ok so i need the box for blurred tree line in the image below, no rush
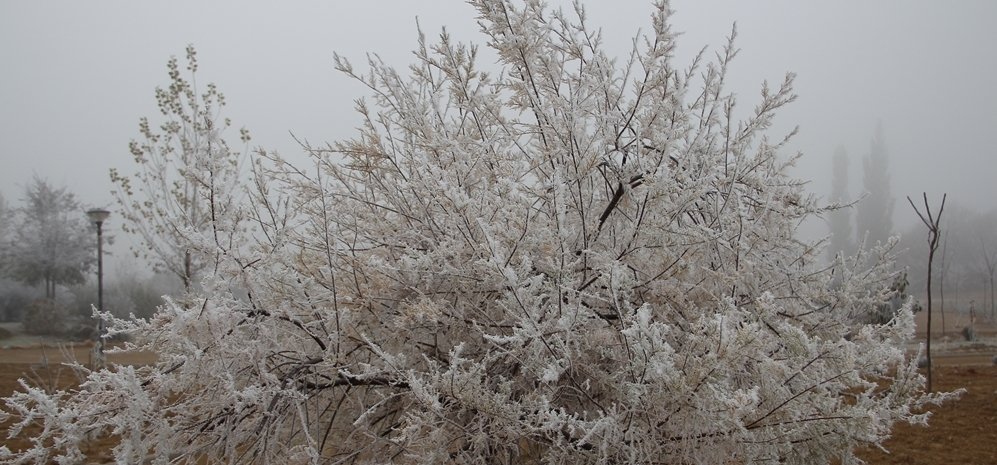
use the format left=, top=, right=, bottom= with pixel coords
left=0, top=178, right=172, bottom=338
left=898, top=203, right=997, bottom=325
left=826, top=125, right=997, bottom=328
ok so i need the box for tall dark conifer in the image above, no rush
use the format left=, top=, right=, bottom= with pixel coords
left=857, top=123, right=894, bottom=246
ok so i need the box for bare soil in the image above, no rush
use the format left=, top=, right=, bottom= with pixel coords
left=0, top=344, right=155, bottom=463
left=856, top=365, right=997, bottom=464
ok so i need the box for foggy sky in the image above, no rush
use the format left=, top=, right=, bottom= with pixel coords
left=2, top=1, right=996, bottom=254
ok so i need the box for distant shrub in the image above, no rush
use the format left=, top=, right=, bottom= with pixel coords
left=962, top=326, right=976, bottom=342
left=0, top=279, right=39, bottom=322
left=125, top=282, right=166, bottom=320
left=67, top=323, right=97, bottom=342
left=21, top=298, right=70, bottom=336
left=66, top=277, right=168, bottom=322
left=867, top=272, right=915, bottom=324
left=0, top=326, right=12, bottom=340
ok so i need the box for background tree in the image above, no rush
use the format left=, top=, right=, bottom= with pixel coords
left=110, top=45, right=250, bottom=292
left=856, top=123, right=894, bottom=246
left=900, top=204, right=997, bottom=320
left=5, top=178, right=94, bottom=299
left=979, top=238, right=997, bottom=320
left=0, top=279, right=35, bottom=322
left=0, top=192, right=38, bottom=322
left=0, top=191, right=12, bottom=271
left=3, top=2, right=954, bottom=464
left=827, top=145, right=853, bottom=260
left=939, top=230, right=949, bottom=334
left=0, top=191, right=9, bottom=237
left=0, top=191, right=10, bottom=274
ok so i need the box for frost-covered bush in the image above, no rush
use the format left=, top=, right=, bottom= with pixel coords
left=1, top=1, right=955, bottom=464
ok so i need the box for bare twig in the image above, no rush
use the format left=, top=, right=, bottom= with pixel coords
left=907, top=192, right=946, bottom=392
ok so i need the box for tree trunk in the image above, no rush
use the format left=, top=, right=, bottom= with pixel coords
left=183, top=249, right=193, bottom=291
left=926, top=245, right=934, bottom=392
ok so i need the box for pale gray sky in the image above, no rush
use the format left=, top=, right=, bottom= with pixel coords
left=2, top=1, right=996, bottom=254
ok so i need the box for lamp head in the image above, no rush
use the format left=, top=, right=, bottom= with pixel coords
left=86, top=208, right=110, bottom=224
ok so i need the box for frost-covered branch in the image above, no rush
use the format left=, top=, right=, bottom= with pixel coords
left=2, top=2, right=957, bottom=464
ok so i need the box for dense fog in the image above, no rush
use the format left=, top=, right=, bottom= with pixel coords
left=2, top=0, right=996, bottom=300
left=1, top=2, right=994, bottom=462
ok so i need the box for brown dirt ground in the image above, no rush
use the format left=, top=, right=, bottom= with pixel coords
left=856, top=364, right=997, bottom=465
left=0, top=344, right=155, bottom=463
left=1, top=345, right=995, bottom=464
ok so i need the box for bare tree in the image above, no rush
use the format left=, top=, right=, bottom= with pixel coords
left=908, top=192, right=946, bottom=392
left=899, top=203, right=997, bottom=323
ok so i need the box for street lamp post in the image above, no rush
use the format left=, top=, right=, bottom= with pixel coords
left=86, top=208, right=110, bottom=369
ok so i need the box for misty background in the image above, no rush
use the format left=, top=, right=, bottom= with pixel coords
left=1, top=1, right=996, bottom=324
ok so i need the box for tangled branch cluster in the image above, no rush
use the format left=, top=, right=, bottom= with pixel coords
left=2, top=2, right=954, bottom=464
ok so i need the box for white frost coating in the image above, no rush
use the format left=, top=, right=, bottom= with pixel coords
left=541, top=360, right=566, bottom=383
left=1, top=1, right=959, bottom=464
